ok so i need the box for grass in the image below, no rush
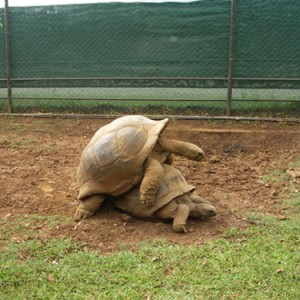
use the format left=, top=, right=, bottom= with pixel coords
left=1, top=98, right=299, bottom=117
left=0, top=160, right=299, bottom=299
left=1, top=137, right=38, bottom=149
left=289, top=158, right=300, bottom=168
left=0, top=87, right=300, bottom=116
left=261, top=169, right=291, bottom=183
left=41, top=143, right=57, bottom=153
left=284, top=191, right=300, bottom=212
left=0, top=217, right=299, bottom=299
left=245, top=212, right=278, bottom=226
left=0, top=214, right=72, bottom=241
left=8, top=124, right=26, bottom=132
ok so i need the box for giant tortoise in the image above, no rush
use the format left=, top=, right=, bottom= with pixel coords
left=75, top=115, right=205, bottom=221
left=112, top=164, right=217, bottom=233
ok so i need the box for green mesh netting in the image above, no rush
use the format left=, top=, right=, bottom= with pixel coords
left=0, top=0, right=299, bottom=89
left=1, top=1, right=231, bottom=87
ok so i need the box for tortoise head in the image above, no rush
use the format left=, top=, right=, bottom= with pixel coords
left=188, top=196, right=217, bottom=219
left=194, top=203, right=217, bottom=219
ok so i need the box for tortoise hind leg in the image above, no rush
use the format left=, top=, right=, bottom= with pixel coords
left=158, top=138, right=205, bottom=161
left=75, top=195, right=105, bottom=221
left=140, top=157, right=164, bottom=207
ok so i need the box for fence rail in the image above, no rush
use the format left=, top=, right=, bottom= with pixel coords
left=0, top=0, right=300, bottom=117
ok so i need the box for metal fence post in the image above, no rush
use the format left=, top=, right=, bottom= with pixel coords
left=4, top=0, right=13, bottom=113
left=226, top=0, right=236, bottom=116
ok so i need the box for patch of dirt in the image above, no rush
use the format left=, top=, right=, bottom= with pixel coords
left=0, top=116, right=299, bottom=255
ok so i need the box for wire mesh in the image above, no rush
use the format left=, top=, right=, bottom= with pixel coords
left=0, top=0, right=299, bottom=117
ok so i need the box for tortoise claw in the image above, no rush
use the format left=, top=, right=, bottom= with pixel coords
left=74, top=207, right=94, bottom=222
left=173, top=223, right=188, bottom=233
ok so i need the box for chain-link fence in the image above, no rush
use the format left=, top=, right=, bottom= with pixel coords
left=0, top=0, right=300, bottom=117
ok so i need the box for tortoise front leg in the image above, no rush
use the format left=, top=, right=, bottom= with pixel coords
left=140, top=157, right=164, bottom=207
left=74, top=194, right=105, bottom=221
left=155, top=201, right=190, bottom=233
left=158, top=138, right=205, bottom=161
left=172, top=204, right=190, bottom=233
left=155, top=200, right=190, bottom=233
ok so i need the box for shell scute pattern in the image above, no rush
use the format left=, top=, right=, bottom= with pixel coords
left=116, top=125, right=148, bottom=160
left=90, top=132, right=118, bottom=167
left=77, top=115, right=169, bottom=199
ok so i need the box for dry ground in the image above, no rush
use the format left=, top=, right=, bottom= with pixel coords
left=1, top=116, right=299, bottom=255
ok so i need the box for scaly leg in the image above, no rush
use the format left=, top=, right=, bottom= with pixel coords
left=155, top=201, right=190, bottom=232
left=74, top=194, right=105, bottom=221
left=158, top=138, right=205, bottom=161
left=172, top=204, right=190, bottom=233
left=140, top=157, right=164, bottom=207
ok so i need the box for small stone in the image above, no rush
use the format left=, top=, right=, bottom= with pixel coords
left=3, top=213, right=12, bottom=219
left=277, top=268, right=285, bottom=274
left=210, top=156, right=220, bottom=163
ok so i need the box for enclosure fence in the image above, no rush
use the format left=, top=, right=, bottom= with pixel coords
left=0, top=0, right=300, bottom=117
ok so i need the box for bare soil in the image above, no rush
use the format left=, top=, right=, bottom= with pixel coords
left=1, top=116, right=299, bottom=255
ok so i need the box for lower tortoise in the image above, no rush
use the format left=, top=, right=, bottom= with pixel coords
left=112, top=164, right=217, bottom=233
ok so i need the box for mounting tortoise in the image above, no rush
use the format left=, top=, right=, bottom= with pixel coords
left=112, top=164, right=217, bottom=233
left=75, top=115, right=205, bottom=221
